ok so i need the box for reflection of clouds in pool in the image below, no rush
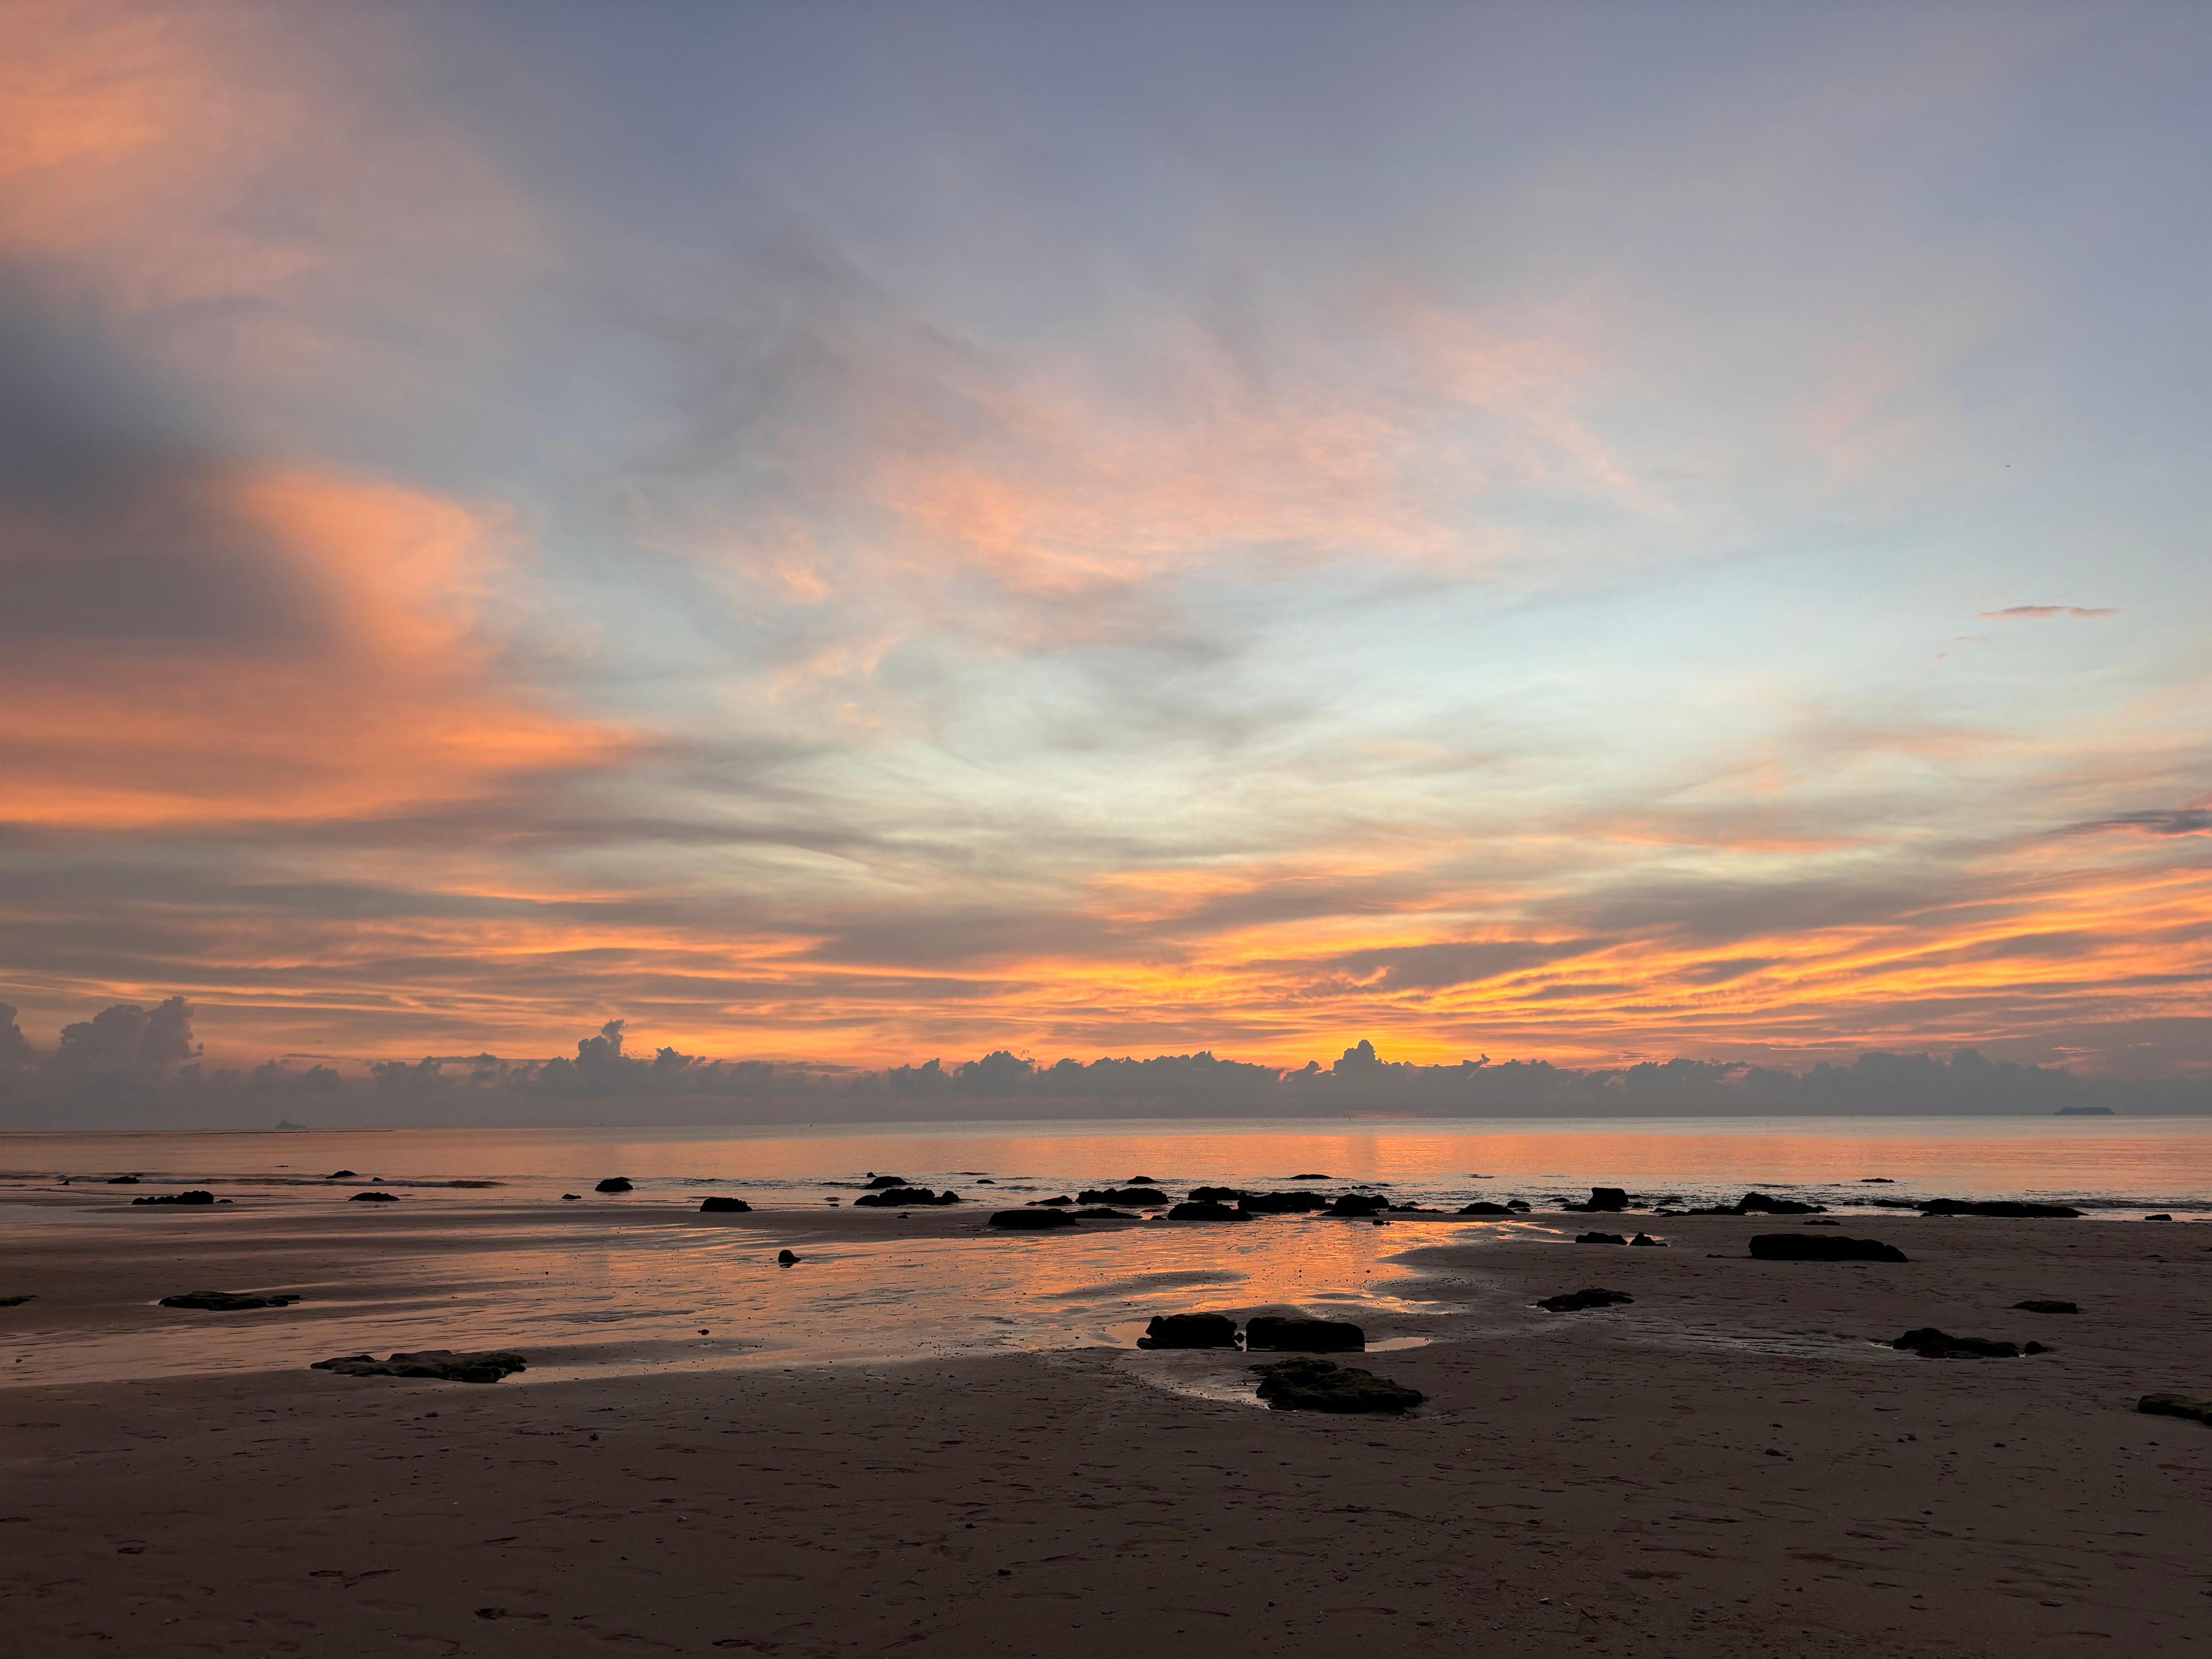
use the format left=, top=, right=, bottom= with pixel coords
left=0, top=1210, right=1504, bottom=1388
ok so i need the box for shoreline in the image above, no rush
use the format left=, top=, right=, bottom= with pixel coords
left=3, top=1208, right=2208, bottom=1654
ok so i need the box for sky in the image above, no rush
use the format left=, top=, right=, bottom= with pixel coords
left=2, top=0, right=2210, bottom=1079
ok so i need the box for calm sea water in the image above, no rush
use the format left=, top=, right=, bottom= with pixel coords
left=5, top=1114, right=2210, bottom=1210
left=3, top=1117, right=2204, bottom=1391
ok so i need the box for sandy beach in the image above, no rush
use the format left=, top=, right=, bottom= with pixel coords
left=4, top=1200, right=2207, bottom=1657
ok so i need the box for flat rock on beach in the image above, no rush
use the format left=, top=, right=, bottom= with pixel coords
left=311, top=1350, right=528, bottom=1383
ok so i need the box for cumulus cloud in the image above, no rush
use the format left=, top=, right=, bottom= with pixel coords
left=0, top=1002, right=31, bottom=1070
left=42, top=995, right=199, bottom=1081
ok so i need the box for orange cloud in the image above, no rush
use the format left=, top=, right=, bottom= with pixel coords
left=0, top=468, right=626, bottom=830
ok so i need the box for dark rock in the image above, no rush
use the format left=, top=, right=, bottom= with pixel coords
left=0, top=1295, right=36, bottom=1307
left=1029, top=1195, right=1074, bottom=1206
left=1738, top=1191, right=1825, bottom=1215
left=1505, top=1200, right=1532, bottom=1212
left=1069, top=1207, right=1137, bottom=1219
left=2013, top=1299, right=2078, bottom=1313
left=594, top=1178, right=634, bottom=1193
left=1577, top=1231, right=1628, bottom=1245
left=1749, top=1233, right=1907, bottom=1262
left=853, top=1186, right=962, bottom=1207
left=1187, top=1186, right=1249, bottom=1203
left=1166, top=1200, right=1253, bottom=1221
left=1250, top=1358, right=1422, bottom=1413
left=1323, top=1194, right=1390, bottom=1218
left=1245, top=1315, right=1364, bottom=1352
left=1125, top=1175, right=1160, bottom=1183
left=1804, top=1218, right=1842, bottom=1226
left=1290, top=1172, right=1331, bottom=1180
left=1078, top=1187, right=1169, bottom=1206
left=988, top=1208, right=1079, bottom=1230
left=1237, top=1190, right=1330, bottom=1214
left=1629, top=1233, right=1666, bottom=1247
left=561, top=1193, right=580, bottom=1201
left=1386, top=1202, right=1438, bottom=1212
left=349, top=1191, right=399, bottom=1202
left=698, top=1197, right=753, bottom=1213
left=311, top=1349, right=526, bottom=1384
left=104, top=1175, right=140, bottom=1185
left=1137, top=1313, right=1240, bottom=1350
left=1893, top=1328, right=2021, bottom=1359
left=1537, top=1288, right=1633, bottom=1312
left=776, top=1249, right=799, bottom=1265
left=1916, top=1198, right=2082, bottom=1218
left=2024, top=1341, right=2051, bottom=1355
left=159, top=1290, right=301, bottom=1310
left=862, top=1175, right=911, bottom=1189
left=2145, top=1213, right=2174, bottom=1221
left=1861, top=1177, right=1895, bottom=1183
left=2137, top=1393, right=2212, bottom=1425
left=130, top=1190, right=215, bottom=1206
left=326, top=1170, right=358, bottom=1179
left=1585, top=1187, right=1630, bottom=1212
left=447, top=1180, right=500, bottom=1189
left=1457, top=1202, right=1512, bottom=1215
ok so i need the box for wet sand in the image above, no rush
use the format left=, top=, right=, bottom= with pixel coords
left=3, top=1207, right=2208, bottom=1655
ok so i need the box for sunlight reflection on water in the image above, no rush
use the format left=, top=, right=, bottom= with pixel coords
left=6, top=1114, right=2210, bottom=1389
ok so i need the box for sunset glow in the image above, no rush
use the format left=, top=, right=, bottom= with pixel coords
left=3, top=2, right=2208, bottom=1078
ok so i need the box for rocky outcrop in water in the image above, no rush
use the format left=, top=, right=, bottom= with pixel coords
left=349, top=1191, right=399, bottom=1202
left=1166, top=1200, right=1252, bottom=1221
left=852, top=1186, right=962, bottom=1207
left=1738, top=1192, right=1825, bottom=1215
left=2138, top=1393, right=2212, bottom=1425
left=1324, top=1194, right=1390, bottom=1218
left=863, top=1175, right=910, bottom=1189
left=159, top=1290, right=301, bottom=1310
left=698, top=1196, right=753, bottom=1213
left=130, top=1190, right=217, bottom=1206
left=1078, top=1187, right=1168, bottom=1205
left=988, top=1208, right=1078, bottom=1230
left=1563, top=1187, right=1629, bottom=1213
left=325, top=1170, right=357, bottom=1179
left=1245, top=1315, right=1364, bottom=1352
left=1457, top=1201, right=1513, bottom=1215
left=1537, top=1288, right=1634, bottom=1312
left=1187, top=1186, right=1249, bottom=1203
left=1237, top=1190, right=1331, bottom=1214
left=1251, top=1358, right=1422, bottom=1413
left=1916, top=1199, right=2082, bottom=1218
left=594, top=1178, right=633, bottom=1193
left=311, top=1349, right=526, bottom=1383
left=1749, top=1233, right=1907, bottom=1262
left=1137, top=1313, right=1241, bottom=1349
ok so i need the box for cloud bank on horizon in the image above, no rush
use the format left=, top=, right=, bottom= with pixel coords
left=1, top=2, right=2209, bottom=1081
